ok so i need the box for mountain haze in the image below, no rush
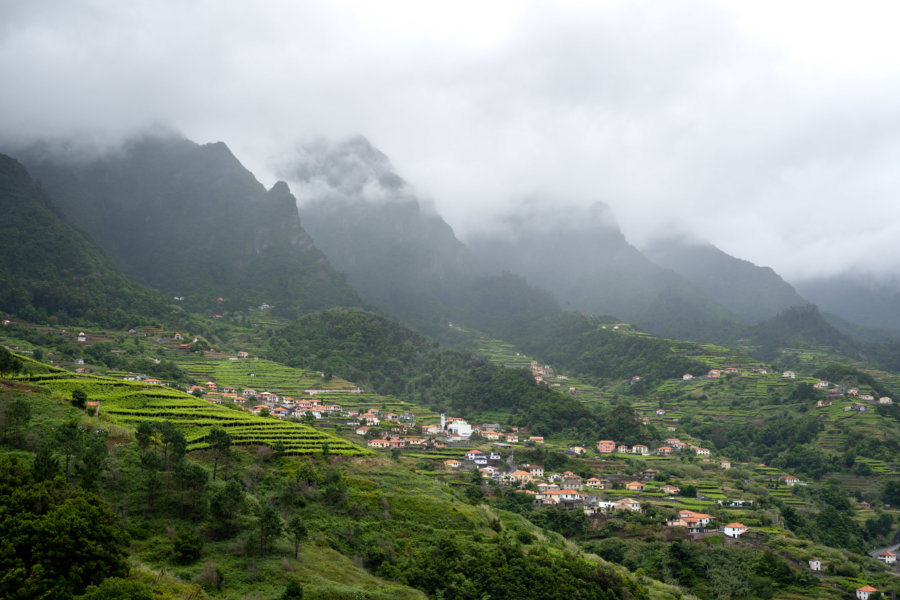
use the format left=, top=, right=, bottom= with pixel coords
left=643, top=236, right=809, bottom=323
left=282, top=138, right=473, bottom=327
left=468, top=204, right=742, bottom=341
left=794, top=273, right=900, bottom=333
left=278, top=136, right=563, bottom=336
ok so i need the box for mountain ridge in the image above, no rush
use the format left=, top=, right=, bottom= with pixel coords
left=8, top=133, right=362, bottom=317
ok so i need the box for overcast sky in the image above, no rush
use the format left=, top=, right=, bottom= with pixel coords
left=3, top=0, right=900, bottom=281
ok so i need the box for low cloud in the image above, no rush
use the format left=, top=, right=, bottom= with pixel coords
left=3, top=0, right=900, bottom=280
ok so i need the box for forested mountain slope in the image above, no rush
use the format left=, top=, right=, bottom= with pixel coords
left=0, top=153, right=170, bottom=326
left=10, top=133, right=361, bottom=317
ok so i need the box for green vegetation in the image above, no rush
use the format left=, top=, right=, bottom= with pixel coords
left=267, top=308, right=618, bottom=437
left=12, top=371, right=366, bottom=456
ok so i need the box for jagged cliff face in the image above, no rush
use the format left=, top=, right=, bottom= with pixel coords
left=10, top=133, right=361, bottom=314
left=277, top=136, right=478, bottom=326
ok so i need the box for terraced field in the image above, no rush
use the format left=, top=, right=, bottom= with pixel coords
left=13, top=372, right=369, bottom=456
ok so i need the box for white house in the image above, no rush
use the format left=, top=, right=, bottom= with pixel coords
left=465, top=450, right=484, bottom=462
left=876, top=551, right=897, bottom=565
left=723, top=523, right=748, bottom=538
left=856, top=586, right=878, bottom=600
left=448, top=420, right=473, bottom=439
left=614, top=498, right=641, bottom=512
left=808, top=559, right=821, bottom=572
left=678, top=510, right=712, bottom=527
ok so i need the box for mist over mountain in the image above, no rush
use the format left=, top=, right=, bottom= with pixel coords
left=0, top=153, right=170, bottom=325
left=643, top=236, right=809, bottom=324
left=467, top=203, right=745, bottom=341
left=794, top=273, right=900, bottom=333
left=275, top=136, right=562, bottom=334
left=7, top=133, right=361, bottom=316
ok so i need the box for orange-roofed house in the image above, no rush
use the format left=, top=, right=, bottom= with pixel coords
left=678, top=510, right=713, bottom=527
left=723, top=523, right=748, bottom=538
left=877, top=551, right=897, bottom=565
left=857, top=586, right=878, bottom=600
left=596, top=440, right=616, bottom=453
left=625, top=481, right=645, bottom=492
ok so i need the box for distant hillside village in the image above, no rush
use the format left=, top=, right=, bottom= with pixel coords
left=24, top=322, right=892, bottom=565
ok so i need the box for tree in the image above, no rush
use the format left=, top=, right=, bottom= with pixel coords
left=207, top=427, right=231, bottom=480
left=3, top=397, right=31, bottom=447
left=272, top=440, right=286, bottom=458
left=287, top=514, right=308, bottom=559
left=156, top=421, right=186, bottom=469
left=883, top=480, right=900, bottom=506
left=0, top=459, right=130, bottom=600
left=172, top=527, right=204, bottom=564
left=139, top=450, right=164, bottom=515
left=77, top=430, right=108, bottom=491
left=173, top=459, right=209, bottom=520
left=32, top=444, right=60, bottom=481
left=280, top=579, right=304, bottom=600
left=71, top=388, right=88, bottom=409
left=0, top=347, right=23, bottom=377
left=209, top=479, right=245, bottom=539
left=257, top=503, right=283, bottom=554
left=54, top=420, right=84, bottom=482
left=135, top=421, right=155, bottom=449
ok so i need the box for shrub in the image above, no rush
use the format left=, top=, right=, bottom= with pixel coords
left=172, top=528, right=204, bottom=564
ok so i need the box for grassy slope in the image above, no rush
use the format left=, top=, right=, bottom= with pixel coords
left=10, top=370, right=367, bottom=456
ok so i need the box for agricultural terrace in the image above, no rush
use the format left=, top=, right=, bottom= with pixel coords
left=12, top=372, right=369, bottom=456
left=173, top=355, right=358, bottom=397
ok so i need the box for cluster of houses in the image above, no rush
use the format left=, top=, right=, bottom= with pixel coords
left=365, top=416, right=540, bottom=449
left=193, top=383, right=346, bottom=420
left=596, top=437, right=713, bottom=458
left=681, top=367, right=772, bottom=381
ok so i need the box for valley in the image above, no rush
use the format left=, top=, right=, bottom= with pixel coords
left=3, top=136, right=900, bottom=600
